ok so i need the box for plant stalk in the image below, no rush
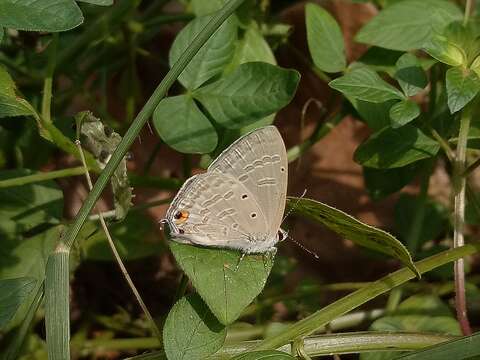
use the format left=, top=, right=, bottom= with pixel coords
left=452, top=104, right=473, bottom=335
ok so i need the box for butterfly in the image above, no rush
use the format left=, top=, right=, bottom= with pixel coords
left=162, top=126, right=288, bottom=254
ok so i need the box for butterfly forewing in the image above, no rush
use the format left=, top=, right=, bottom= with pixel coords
left=208, top=126, right=288, bottom=238
left=167, top=172, right=270, bottom=251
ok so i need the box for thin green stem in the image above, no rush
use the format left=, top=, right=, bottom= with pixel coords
left=253, top=243, right=479, bottom=350
left=453, top=104, right=473, bottom=335
left=464, top=0, right=473, bottom=25
left=75, top=139, right=163, bottom=342
left=41, top=34, right=58, bottom=124
left=464, top=156, right=480, bottom=176
left=61, top=0, right=245, bottom=250
left=287, top=111, right=343, bottom=162
left=215, top=332, right=457, bottom=359
left=0, top=166, right=86, bottom=188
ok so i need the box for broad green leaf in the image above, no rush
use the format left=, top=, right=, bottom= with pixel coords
left=227, top=24, right=276, bottom=71
left=355, top=0, right=462, bottom=51
left=153, top=95, right=218, bottom=154
left=76, top=0, right=113, bottom=5
left=0, top=226, right=60, bottom=330
left=305, top=3, right=346, bottom=73
left=351, top=98, right=396, bottom=131
left=0, top=277, right=36, bottom=330
left=361, top=295, right=460, bottom=360
left=231, top=350, right=295, bottom=359
left=363, top=162, right=422, bottom=200
left=356, top=47, right=405, bottom=76
left=397, top=332, right=480, bottom=360
left=193, top=62, right=300, bottom=129
left=471, top=55, right=480, bottom=78
left=394, top=53, right=428, bottom=96
left=329, top=67, right=404, bottom=103
left=288, top=197, right=419, bottom=276
left=0, top=169, right=63, bottom=236
left=169, top=242, right=274, bottom=325
left=80, top=213, right=163, bottom=261
left=423, top=34, right=466, bottom=67
left=169, top=15, right=237, bottom=90
left=0, top=28, right=3, bottom=43
left=354, top=125, right=440, bottom=168
left=163, top=294, right=226, bottom=360
left=77, top=111, right=132, bottom=220
left=0, top=0, right=83, bottom=32
left=389, top=100, right=420, bottom=128
left=0, top=66, right=34, bottom=118
left=191, top=0, right=226, bottom=16
left=446, top=67, right=480, bottom=113
left=394, top=194, right=448, bottom=250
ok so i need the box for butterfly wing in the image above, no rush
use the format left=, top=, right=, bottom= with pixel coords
left=208, top=126, right=288, bottom=239
left=166, top=172, right=271, bottom=252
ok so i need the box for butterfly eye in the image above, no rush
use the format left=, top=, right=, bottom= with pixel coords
left=174, top=210, right=189, bottom=224
left=277, top=230, right=285, bottom=241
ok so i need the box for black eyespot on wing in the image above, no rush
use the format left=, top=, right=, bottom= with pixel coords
left=178, top=229, right=185, bottom=234
left=250, top=213, right=257, bottom=218
left=174, top=211, right=182, bottom=220
left=241, top=194, right=248, bottom=199
left=280, top=166, right=286, bottom=172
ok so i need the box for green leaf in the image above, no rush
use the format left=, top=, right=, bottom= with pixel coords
left=363, top=162, right=423, bottom=200
left=354, top=125, right=440, bottom=168
left=163, top=294, right=226, bottom=360
left=394, top=53, right=428, bottom=96
left=423, top=34, right=466, bottom=67
left=231, top=350, right=295, bottom=359
left=288, top=197, right=419, bottom=276
left=396, top=332, right=480, bottom=360
left=0, top=277, right=36, bottom=330
left=0, top=28, right=3, bottom=43
left=169, top=15, right=237, bottom=90
left=153, top=95, right=218, bottom=154
left=0, top=66, right=34, bottom=118
left=0, top=0, right=83, bottom=32
left=169, top=242, right=274, bottom=325
left=76, top=0, right=113, bottom=5
left=193, top=62, right=300, bottom=129
left=0, top=169, right=63, bottom=236
left=79, top=213, right=163, bottom=261
left=0, top=226, right=60, bottom=330
left=361, top=295, right=460, bottom=360
left=351, top=99, right=396, bottom=131
left=446, top=67, right=480, bottom=114
left=355, top=0, right=462, bottom=51
left=305, top=3, right=346, bottom=73
left=191, top=0, right=226, bottom=16
left=227, top=23, right=276, bottom=71
left=77, top=111, right=132, bottom=220
left=329, top=67, right=404, bottom=103
left=389, top=100, right=420, bottom=128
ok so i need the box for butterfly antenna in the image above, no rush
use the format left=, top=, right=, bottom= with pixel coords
left=286, top=233, right=320, bottom=260
left=281, top=189, right=307, bottom=225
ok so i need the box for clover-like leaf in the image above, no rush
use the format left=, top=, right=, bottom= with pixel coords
left=305, top=3, right=346, bottom=73
left=389, top=100, right=420, bottom=128
left=153, top=95, right=218, bottom=154
left=169, top=14, right=237, bottom=90
left=446, top=66, right=480, bottom=114
left=169, top=242, right=274, bottom=325
left=354, top=125, right=440, bottom=169
left=329, top=67, right=404, bottom=103
left=288, top=197, right=419, bottom=277
left=0, top=0, right=83, bottom=32
left=394, top=53, right=428, bottom=96
left=193, top=62, right=300, bottom=129
left=355, top=0, right=462, bottom=51
left=163, top=294, right=226, bottom=360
